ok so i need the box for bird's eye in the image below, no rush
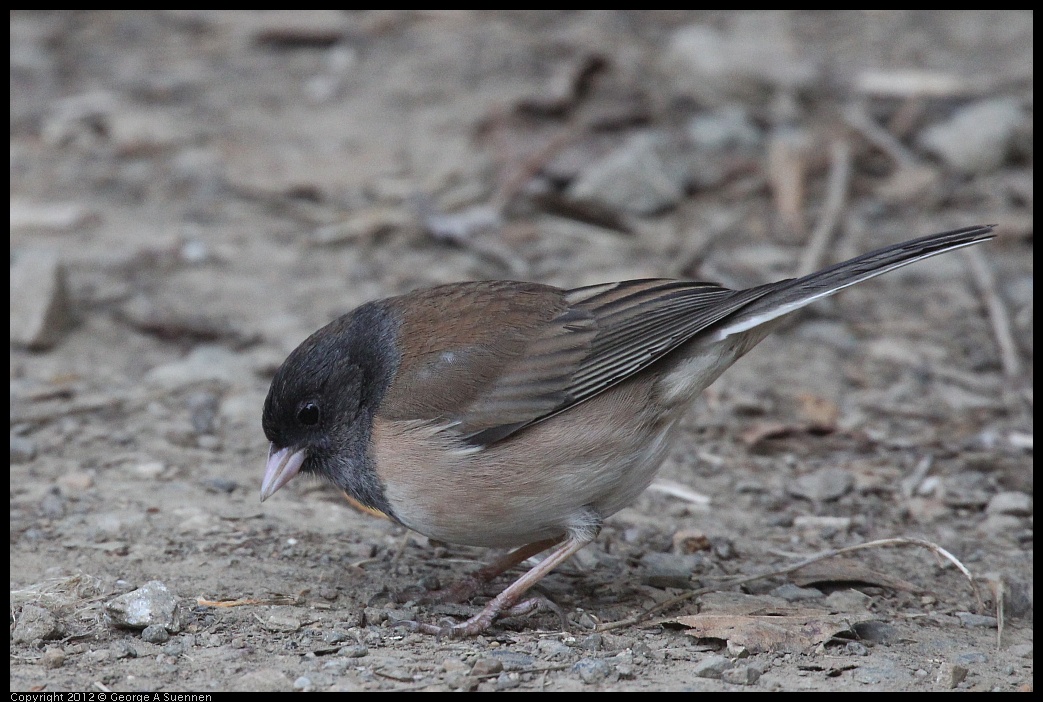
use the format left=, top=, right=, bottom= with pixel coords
left=297, top=402, right=320, bottom=426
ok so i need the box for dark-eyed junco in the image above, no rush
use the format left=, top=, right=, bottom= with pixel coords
left=261, top=225, right=993, bottom=637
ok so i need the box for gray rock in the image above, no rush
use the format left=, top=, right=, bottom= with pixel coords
left=662, top=22, right=817, bottom=103
left=693, top=654, right=732, bottom=679
left=145, top=345, right=253, bottom=389
left=955, top=612, right=998, bottom=629
left=470, top=657, right=503, bottom=677
left=936, top=662, right=968, bottom=689
left=230, top=669, right=294, bottom=692
left=722, top=664, right=762, bottom=685
left=10, top=435, right=37, bottom=463
left=10, top=249, right=73, bottom=350
left=41, top=648, right=66, bottom=669
left=13, top=604, right=64, bottom=643
left=106, top=580, right=183, bottom=633
left=640, top=551, right=700, bottom=589
left=986, top=491, right=1032, bottom=516
left=687, top=107, right=762, bottom=151
left=771, top=583, right=824, bottom=601
left=494, top=672, right=521, bottom=690
left=569, top=133, right=684, bottom=216
left=851, top=620, right=898, bottom=644
left=141, top=624, right=170, bottom=643
left=919, top=98, right=1025, bottom=174
left=572, top=657, right=615, bottom=685
left=489, top=649, right=536, bottom=671
left=787, top=467, right=853, bottom=502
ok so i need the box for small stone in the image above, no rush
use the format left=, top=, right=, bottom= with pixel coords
left=851, top=621, right=898, bottom=644
left=41, top=648, right=66, bottom=669
left=845, top=641, right=869, bottom=656
left=693, top=654, right=732, bottom=679
left=722, top=664, right=762, bottom=685
left=726, top=641, right=749, bottom=658
left=640, top=552, right=701, bottom=589
left=937, top=662, right=969, bottom=689
left=340, top=645, right=369, bottom=658
left=262, top=612, right=302, bottom=632
left=39, top=491, right=65, bottom=519
left=111, top=641, right=138, bottom=659
left=105, top=580, right=183, bottom=632
left=955, top=612, right=998, bottom=628
left=494, top=672, right=521, bottom=690
left=132, top=461, right=166, bottom=480
left=978, top=513, right=1023, bottom=536
left=787, top=467, right=853, bottom=502
left=10, top=248, right=73, bottom=350
left=470, top=658, right=504, bottom=677
left=771, top=583, right=823, bottom=602
left=985, top=491, right=1032, bottom=516
left=572, top=657, right=614, bottom=685
left=13, top=604, right=64, bottom=643
left=489, top=650, right=536, bottom=671
left=568, top=133, right=684, bottom=216
left=919, top=98, right=1025, bottom=174
left=141, top=624, right=170, bottom=643
left=293, top=676, right=313, bottom=691
left=231, top=669, right=294, bottom=692
left=825, top=589, right=872, bottom=612
left=1008, top=643, right=1032, bottom=659
left=536, top=639, right=572, bottom=659
left=10, top=435, right=37, bottom=463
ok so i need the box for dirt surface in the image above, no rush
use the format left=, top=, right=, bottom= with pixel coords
left=10, top=11, right=1033, bottom=692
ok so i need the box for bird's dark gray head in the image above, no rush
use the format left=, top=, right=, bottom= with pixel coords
left=261, top=301, right=400, bottom=509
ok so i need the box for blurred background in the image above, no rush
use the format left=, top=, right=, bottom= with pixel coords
left=10, top=11, right=1033, bottom=692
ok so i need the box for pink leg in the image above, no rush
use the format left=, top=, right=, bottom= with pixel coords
left=422, top=536, right=564, bottom=604
left=411, top=534, right=593, bottom=638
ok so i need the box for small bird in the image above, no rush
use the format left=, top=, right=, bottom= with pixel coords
left=261, top=225, right=994, bottom=637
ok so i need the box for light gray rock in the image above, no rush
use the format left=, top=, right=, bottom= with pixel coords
left=106, top=580, right=183, bottom=633
left=10, top=249, right=72, bottom=350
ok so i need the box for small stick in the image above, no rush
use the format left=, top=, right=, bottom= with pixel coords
left=797, top=139, right=853, bottom=277
left=964, top=245, right=1022, bottom=378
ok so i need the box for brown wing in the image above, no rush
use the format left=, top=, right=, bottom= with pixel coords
left=378, top=278, right=774, bottom=445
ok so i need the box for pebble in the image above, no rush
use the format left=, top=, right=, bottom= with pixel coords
left=471, top=658, right=503, bottom=677
left=851, top=621, right=898, bottom=644
left=230, top=669, right=294, bottom=692
left=640, top=552, right=701, bottom=589
left=955, top=612, right=998, bottom=629
left=572, top=657, right=615, bottom=684
left=787, top=467, right=853, bottom=502
left=10, top=248, right=73, bottom=350
left=721, top=664, right=762, bottom=685
left=489, top=649, right=536, bottom=671
left=10, top=435, right=37, bottom=463
left=569, top=133, right=683, bottom=216
left=693, top=654, right=732, bottom=679
left=494, top=672, right=521, bottom=690
left=262, top=611, right=302, bottom=632
left=985, top=491, right=1032, bottom=516
left=771, top=583, right=824, bottom=602
left=662, top=22, right=817, bottom=103
left=41, top=648, right=66, bottom=669
left=105, top=580, right=183, bottom=632
left=12, top=604, right=64, bottom=643
left=141, top=624, right=170, bottom=643
left=919, top=98, right=1025, bottom=174
left=145, top=345, right=253, bottom=389
left=937, top=662, right=969, bottom=689
left=536, top=638, right=573, bottom=659
left=824, top=589, right=872, bottom=612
